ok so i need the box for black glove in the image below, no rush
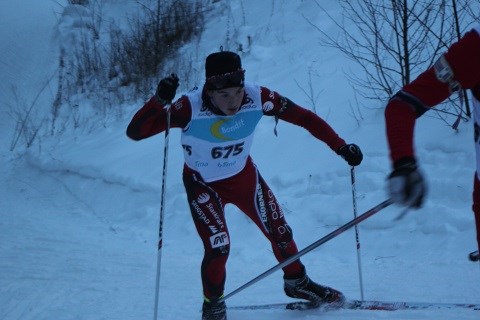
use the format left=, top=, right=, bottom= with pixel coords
left=337, top=144, right=363, bottom=166
left=156, top=73, right=179, bottom=103
left=387, top=157, right=426, bottom=208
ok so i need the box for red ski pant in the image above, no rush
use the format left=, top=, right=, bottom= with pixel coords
left=472, top=173, right=480, bottom=253
left=182, top=157, right=305, bottom=299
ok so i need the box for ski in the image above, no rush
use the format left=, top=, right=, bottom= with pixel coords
left=230, top=299, right=480, bottom=311
left=469, top=250, right=479, bottom=262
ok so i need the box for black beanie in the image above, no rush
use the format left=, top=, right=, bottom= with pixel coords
left=205, top=51, right=242, bottom=78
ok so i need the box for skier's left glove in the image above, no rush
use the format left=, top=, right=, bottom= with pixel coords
left=337, top=143, right=363, bottom=166
left=387, top=157, right=426, bottom=208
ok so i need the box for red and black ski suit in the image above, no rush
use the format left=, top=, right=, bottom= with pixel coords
left=127, top=84, right=347, bottom=300
left=385, top=25, right=480, bottom=254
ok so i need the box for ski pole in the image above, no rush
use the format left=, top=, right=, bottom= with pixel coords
left=153, top=103, right=172, bottom=320
left=221, top=198, right=394, bottom=302
left=350, top=167, right=365, bottom=300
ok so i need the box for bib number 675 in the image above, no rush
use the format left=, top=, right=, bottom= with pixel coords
left=211, top=142, right=244, bottom=159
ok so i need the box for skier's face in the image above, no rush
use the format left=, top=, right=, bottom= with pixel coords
left=208, top=87, right=245, bottom=115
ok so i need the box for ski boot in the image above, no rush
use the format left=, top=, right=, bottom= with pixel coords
left=284, top=274, right=345, bottom=305
left=202, top=296, right=227, bottom=320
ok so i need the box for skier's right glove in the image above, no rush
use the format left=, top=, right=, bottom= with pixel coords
left=387, top=157, right=426, bottom=208
left=156, top=73, right=179, bottom=104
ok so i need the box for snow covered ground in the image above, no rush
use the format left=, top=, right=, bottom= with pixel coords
left=1, top=1, right=480, bottom=320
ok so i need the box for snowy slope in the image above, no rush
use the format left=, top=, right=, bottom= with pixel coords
left=1, top=1, right=480, bottom=320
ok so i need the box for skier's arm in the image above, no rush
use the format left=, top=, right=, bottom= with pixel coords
left=126, top=95, right=191, bottom=141
left=260, top=87, right=346, bottom=151
left=281, top=103, right=346, bottom=151
left=385, top=27, right=480, bottom=164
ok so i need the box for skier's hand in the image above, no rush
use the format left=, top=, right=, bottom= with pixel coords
left=387, top=157, right=426, bottom=208
left=156, top=73, right=179, bottom=103
left=337, top=144, right=363, bottom=166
